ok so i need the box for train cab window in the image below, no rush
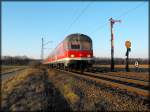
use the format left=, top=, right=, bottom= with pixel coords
left=82, top=41, right=91, bottom=50
left=70, top=41, right=80, bottom=49
left=71, top=44, right=80, bottom=49
left=80, top=39, right=92, bottom=50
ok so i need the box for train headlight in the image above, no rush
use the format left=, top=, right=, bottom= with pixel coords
left=87, top=54, right=91, bottom=58
left=70, top=54, right=75, bottom=58
left=79, top=54, right=83, bottom=57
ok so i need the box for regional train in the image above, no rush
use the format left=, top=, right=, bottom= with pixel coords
left=43, top=33, right=94, bottom=72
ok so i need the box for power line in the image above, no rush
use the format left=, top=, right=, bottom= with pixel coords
left=64, top=2, right=93, bottom=35
left=90, top=22, right=108, bottom=34
left=115, top=2, right=146, bottom=19
left=90, top=2, right=146, bottom=34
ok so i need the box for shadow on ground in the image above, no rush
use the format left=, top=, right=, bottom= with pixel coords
left=45, top=80, right=72, bottom=111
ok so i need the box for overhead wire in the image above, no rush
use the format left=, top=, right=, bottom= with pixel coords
left=89, top=2, right=147, bottom=34
left=64, top=2, right=93, bottom=36
left=115, top=2, right=147, bottom=20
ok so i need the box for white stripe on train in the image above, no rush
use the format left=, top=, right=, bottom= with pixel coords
left=44, top=57, right=93, bottom=64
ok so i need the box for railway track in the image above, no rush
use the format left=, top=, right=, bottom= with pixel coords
left=84, top=72, right=149, bottom=90
left=86, top=67, right=148, bottom=81
left=90, top=66, right=149, bottom=73
left=55, top=69, right=149, bottom=99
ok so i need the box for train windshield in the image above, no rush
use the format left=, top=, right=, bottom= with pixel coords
left=81, top=40, right=91, bottom=50
left=68, top=35, right=92, bottom=50
left=70, top=41, right=80, bottom=49
left=69, top=40, right=92, bottom=50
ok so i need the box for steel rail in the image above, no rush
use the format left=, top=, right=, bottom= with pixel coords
left=84, top=72, right=149, bottom=88
left=88, top=67, right=148, bottom=82
left=101, top=73, right=148, bottom=82
left=56, top=69, right=149, bottom=98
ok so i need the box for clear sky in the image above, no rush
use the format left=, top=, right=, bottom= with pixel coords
left=2, top=1, right=148, bottom=59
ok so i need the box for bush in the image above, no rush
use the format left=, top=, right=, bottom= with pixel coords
left=29, top=61, right=41, bottom=68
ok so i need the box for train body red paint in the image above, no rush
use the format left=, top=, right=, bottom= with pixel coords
left=43, top=33, right=94, bottom=70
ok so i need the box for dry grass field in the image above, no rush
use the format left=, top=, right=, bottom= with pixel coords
left=1, top=68, right=45, bottom=111
left=1, top=65, right=27, bottom=73
left=1, top=67, right=72, bottom=111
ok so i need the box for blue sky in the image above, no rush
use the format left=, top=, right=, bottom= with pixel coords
left=2, top=1, right=148, bottom=59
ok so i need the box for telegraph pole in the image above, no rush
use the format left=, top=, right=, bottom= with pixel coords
left=41, top=38, right=44, bottom=61
left=41, top=38, right=53, bottom=61
left=109, top=18, right=121, bottom=72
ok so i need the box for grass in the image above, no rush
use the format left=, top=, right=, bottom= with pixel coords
left=2, top=67, right=72, bottom=111
left=3, top=67, right=148, bottom=111
left=1, top=68, right=47, bottom=111
left=47, top=69, right=80, bottom=107
left=62, top=84, right=80, bottom=104
left=1, top=65, right=27, bottom=73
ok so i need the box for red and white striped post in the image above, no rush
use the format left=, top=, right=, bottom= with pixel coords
left=109, top=18, right=121, bottom=72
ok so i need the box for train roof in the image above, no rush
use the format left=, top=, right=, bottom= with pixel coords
left=64, top=33, right=92, bottom=42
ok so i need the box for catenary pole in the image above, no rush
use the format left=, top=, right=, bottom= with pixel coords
left=41, top=38, right=44, bottom=61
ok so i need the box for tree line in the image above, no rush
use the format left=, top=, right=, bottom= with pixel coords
left=1, top=56, right=148, bottom=66
left=1, top=56, right=41, bottom=66
left=94, top=57, right=149, bottom=65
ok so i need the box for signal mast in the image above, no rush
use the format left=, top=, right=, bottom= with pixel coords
left=109, top=18, right=121, bottom=72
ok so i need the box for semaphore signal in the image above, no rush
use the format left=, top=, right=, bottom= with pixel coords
left=109, top=18, right=121, bottom=72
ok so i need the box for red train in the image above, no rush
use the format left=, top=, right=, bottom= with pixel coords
left=43, top=33, right=94, bottom=71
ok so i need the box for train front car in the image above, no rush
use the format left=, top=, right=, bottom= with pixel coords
left=65, top=33, right=93, bottom=71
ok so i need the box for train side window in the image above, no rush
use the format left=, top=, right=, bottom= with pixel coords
left=63, top=41, right=68, bottom=50
left=63, top=42, right=66, bottom=51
